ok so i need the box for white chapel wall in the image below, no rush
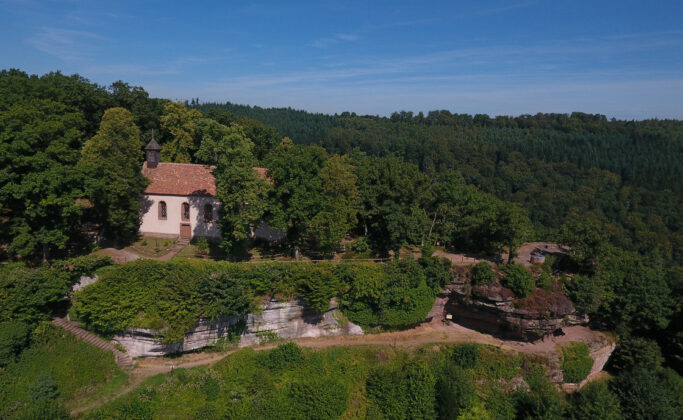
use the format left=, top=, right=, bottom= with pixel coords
left=139, top=194, right=220, bottom=239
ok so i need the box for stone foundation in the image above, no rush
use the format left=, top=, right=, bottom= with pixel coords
left=114, top=298, right=363, bottom=358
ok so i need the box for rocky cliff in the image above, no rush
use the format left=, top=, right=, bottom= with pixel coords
left=114, top=298, right=363, bottom=358
left=447, top=279, right=589, bottom=341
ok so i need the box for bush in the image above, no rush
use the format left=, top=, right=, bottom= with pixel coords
left=611, top=367, right=682, bottom=420
left=0, top=266, right=70, bottom=324
left=262, top=342, right=304, bottom=370
left=351, top=237, right=370, bottom=253
left=436, top=362, right=476, bottom=419
left=451, top=343, right=480, bottom=369
left=561, top=342, right=593, bottom=383
left=51, top=255, right=113, bottom=283
left=29, top=372, right=59, bottom=402
left=367, top=360, right=436, bottom=419
left=0, top=321, right=32, bottom=367
left=470, top=262, right=495, bottom=285
left=536, top=271, right=553, bottom=291
left=569, top=380, right=622, bottom=420
left=501, top=263, right=534, bottom=298
left=288, top=378, right=348, bottom=419
left=565, top=274, right=601, bottom=314
left=610, top=336, right=664, bottom=372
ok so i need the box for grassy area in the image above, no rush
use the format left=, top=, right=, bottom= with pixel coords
left=0, top=324, right=128, bottom=418
left=126, top=236, right=177, bottom=257
left=81, top=343, right=558, bottom=419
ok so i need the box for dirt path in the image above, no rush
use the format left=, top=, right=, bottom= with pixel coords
left=72, top=317, right=610, bottom=416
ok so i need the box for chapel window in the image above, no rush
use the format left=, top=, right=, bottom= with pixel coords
left=204, top=204, right=213, bottom=222
left=159, top=201, right=167, bottom=220
left=182, top=203, right=190, bottom=221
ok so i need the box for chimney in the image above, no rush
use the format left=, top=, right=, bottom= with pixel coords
left=145, top=132, right=161, bottom=168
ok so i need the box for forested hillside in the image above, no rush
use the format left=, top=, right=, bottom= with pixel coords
left=202, top=102, right=683, bottom=263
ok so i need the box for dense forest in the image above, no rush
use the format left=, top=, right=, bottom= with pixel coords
left=1, top=69, right=682, bottom=419
left=204, top=102, right=683, bottom=263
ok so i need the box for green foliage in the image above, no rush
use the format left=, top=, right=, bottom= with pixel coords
left=564, top=274, right=600, bottom=314
left=351, top=237, right=370, bottom=253
left=29, top=373, right=59, bottom=402
left=13, top=400, right=70, bottom=420
left=451, top=343, right=480, bottom=369
left=0, top=97, right=87, bottom=259
left=568, top=380, right=622, bottom=420
left=0, top=325, right=125, bottom=419
left=560, top=342, right=593, bottom=383
left=288, top=378, right=348, bottom=419
left=367, top=360, right=436, bottom=419
left=611, top=367, right=682, bottom=420
left=436, top=362, right=476, bottom=419
left=0, top=265, right=70, bottom=324
left=0, top=321, right=31, bottom=367
left=79, top=107, right=148, bottom=243
left=500, top=263, right=535, bottom=298
left=265, top=141, right=359, bottom=256
left=470, top=262, right=495, bottom=285
left=261, top=342, right=304, bottom=370
left=340, top=258, right=437, bottom=328
left=160, top=101, right=202, bottom=163
left=51, top=254, right=113, bottom=282
left=513, top=373, right=567, bottom=420
left=419, top=255, right=453, bottom=291
left=536, top=271, right=553, bottom=291
left=610, top=336, right=665, bottom=372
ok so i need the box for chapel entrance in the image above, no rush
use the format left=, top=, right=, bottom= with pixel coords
left=180, top=223, right=191, bottom=239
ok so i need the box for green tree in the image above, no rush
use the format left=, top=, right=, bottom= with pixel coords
left=501, top=263, right=535, bottom=298
left=79, top=107, right=148, bottom=244
left=198, top=122, right=270, bottom=251
left=611, top=367, right=682, bottom=420
left=470, top=262, right=495, bottom=285
left=0, top=99, right=86, bottom=260
left=160, top=101, right=202, bottom=162
left=568, top=380, right=622, bottom=420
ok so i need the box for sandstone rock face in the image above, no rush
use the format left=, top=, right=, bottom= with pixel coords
left=447, top=284, right=588, bottom=341
left=114, top=298, right=363, bottom=358
left=71, top=274, right=98, bottom=293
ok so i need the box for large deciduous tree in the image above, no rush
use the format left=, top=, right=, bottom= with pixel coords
left=0, top=99, right=86, bottom=260
left=79, top=107, right=148, bottom=244
left=197, top=120, right=270, bottom=251
left=160, top=101, right=202, bottom=163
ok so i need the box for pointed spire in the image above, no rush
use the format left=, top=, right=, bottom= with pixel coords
left=145, top=130, right=161, bottom=151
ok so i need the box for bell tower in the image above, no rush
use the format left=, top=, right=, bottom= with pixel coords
left=145, top=132, right=161, bottom=168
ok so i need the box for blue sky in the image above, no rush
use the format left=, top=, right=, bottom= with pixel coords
left=1, top=1, right=682, bottom=119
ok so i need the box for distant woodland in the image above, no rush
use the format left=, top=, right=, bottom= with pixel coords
left=1, top=69, right=681, bottom=419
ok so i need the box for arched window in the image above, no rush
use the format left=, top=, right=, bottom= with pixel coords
left=158, top=201, right=167, bottom=220
left=182, top=203, right=190, bottom=221
left=204, top=204, right=213, bottom=222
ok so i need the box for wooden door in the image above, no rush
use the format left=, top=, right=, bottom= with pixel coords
left=180, top=224, right=191, bottom=239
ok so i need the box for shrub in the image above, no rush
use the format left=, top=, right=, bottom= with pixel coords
left=196, top=237, right=209, bottom=252
left=501, top=264, right=534, bottom=298
left=262, top=342, right=304, bottom=370
left=610, top=336, right=664, bottom=372
left=419, top=255, right=453, bottom=291
left=569, top=380, right=622, bottom=420
left=367, top=360, right=436, bottom=419
left=29, top=372, right=59, bottom=402
left=351, top=237, right=370, bottom=253
left=536, top=271, right=553, bottom=291
left=0, top=266, right=70, bottom=324
left=564, top=274, right=601, bottom=314
left=611, top=367, right=682, bottom=420
left=470, top=262, right=495, bottom=285
left=561, top=342, right=593, bottom=383
left=436, top=362, right=476, bottom=419
left=14, top=400, right=69, bottom=420
left=288, top=378, right=348, bottom=419
left=0, top=321, right=31, bottom=367
left=52, top=255, right=113, bottom=282
left=451, top=343, right=480, bottom=369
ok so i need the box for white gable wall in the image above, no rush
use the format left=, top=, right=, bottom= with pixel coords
left=139, top=194, right=220, bottom=239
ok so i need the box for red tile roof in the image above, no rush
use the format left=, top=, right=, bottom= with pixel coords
left=142, top=162, right=268, bottom=196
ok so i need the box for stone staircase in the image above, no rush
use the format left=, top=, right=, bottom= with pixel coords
left=52, top=317, right=135, bottom=370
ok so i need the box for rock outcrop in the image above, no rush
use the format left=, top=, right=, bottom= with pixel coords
left=448, top=280, right=588, bottom=341
left=114, top=298, right=363, bottom=358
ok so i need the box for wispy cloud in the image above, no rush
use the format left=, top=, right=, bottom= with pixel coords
left=312, top=33, right=360, bottom=48
left=27, top=27, right=105, bottom=61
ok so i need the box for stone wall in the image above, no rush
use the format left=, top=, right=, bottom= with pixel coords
left=114, top=298, right=363, bottom=358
